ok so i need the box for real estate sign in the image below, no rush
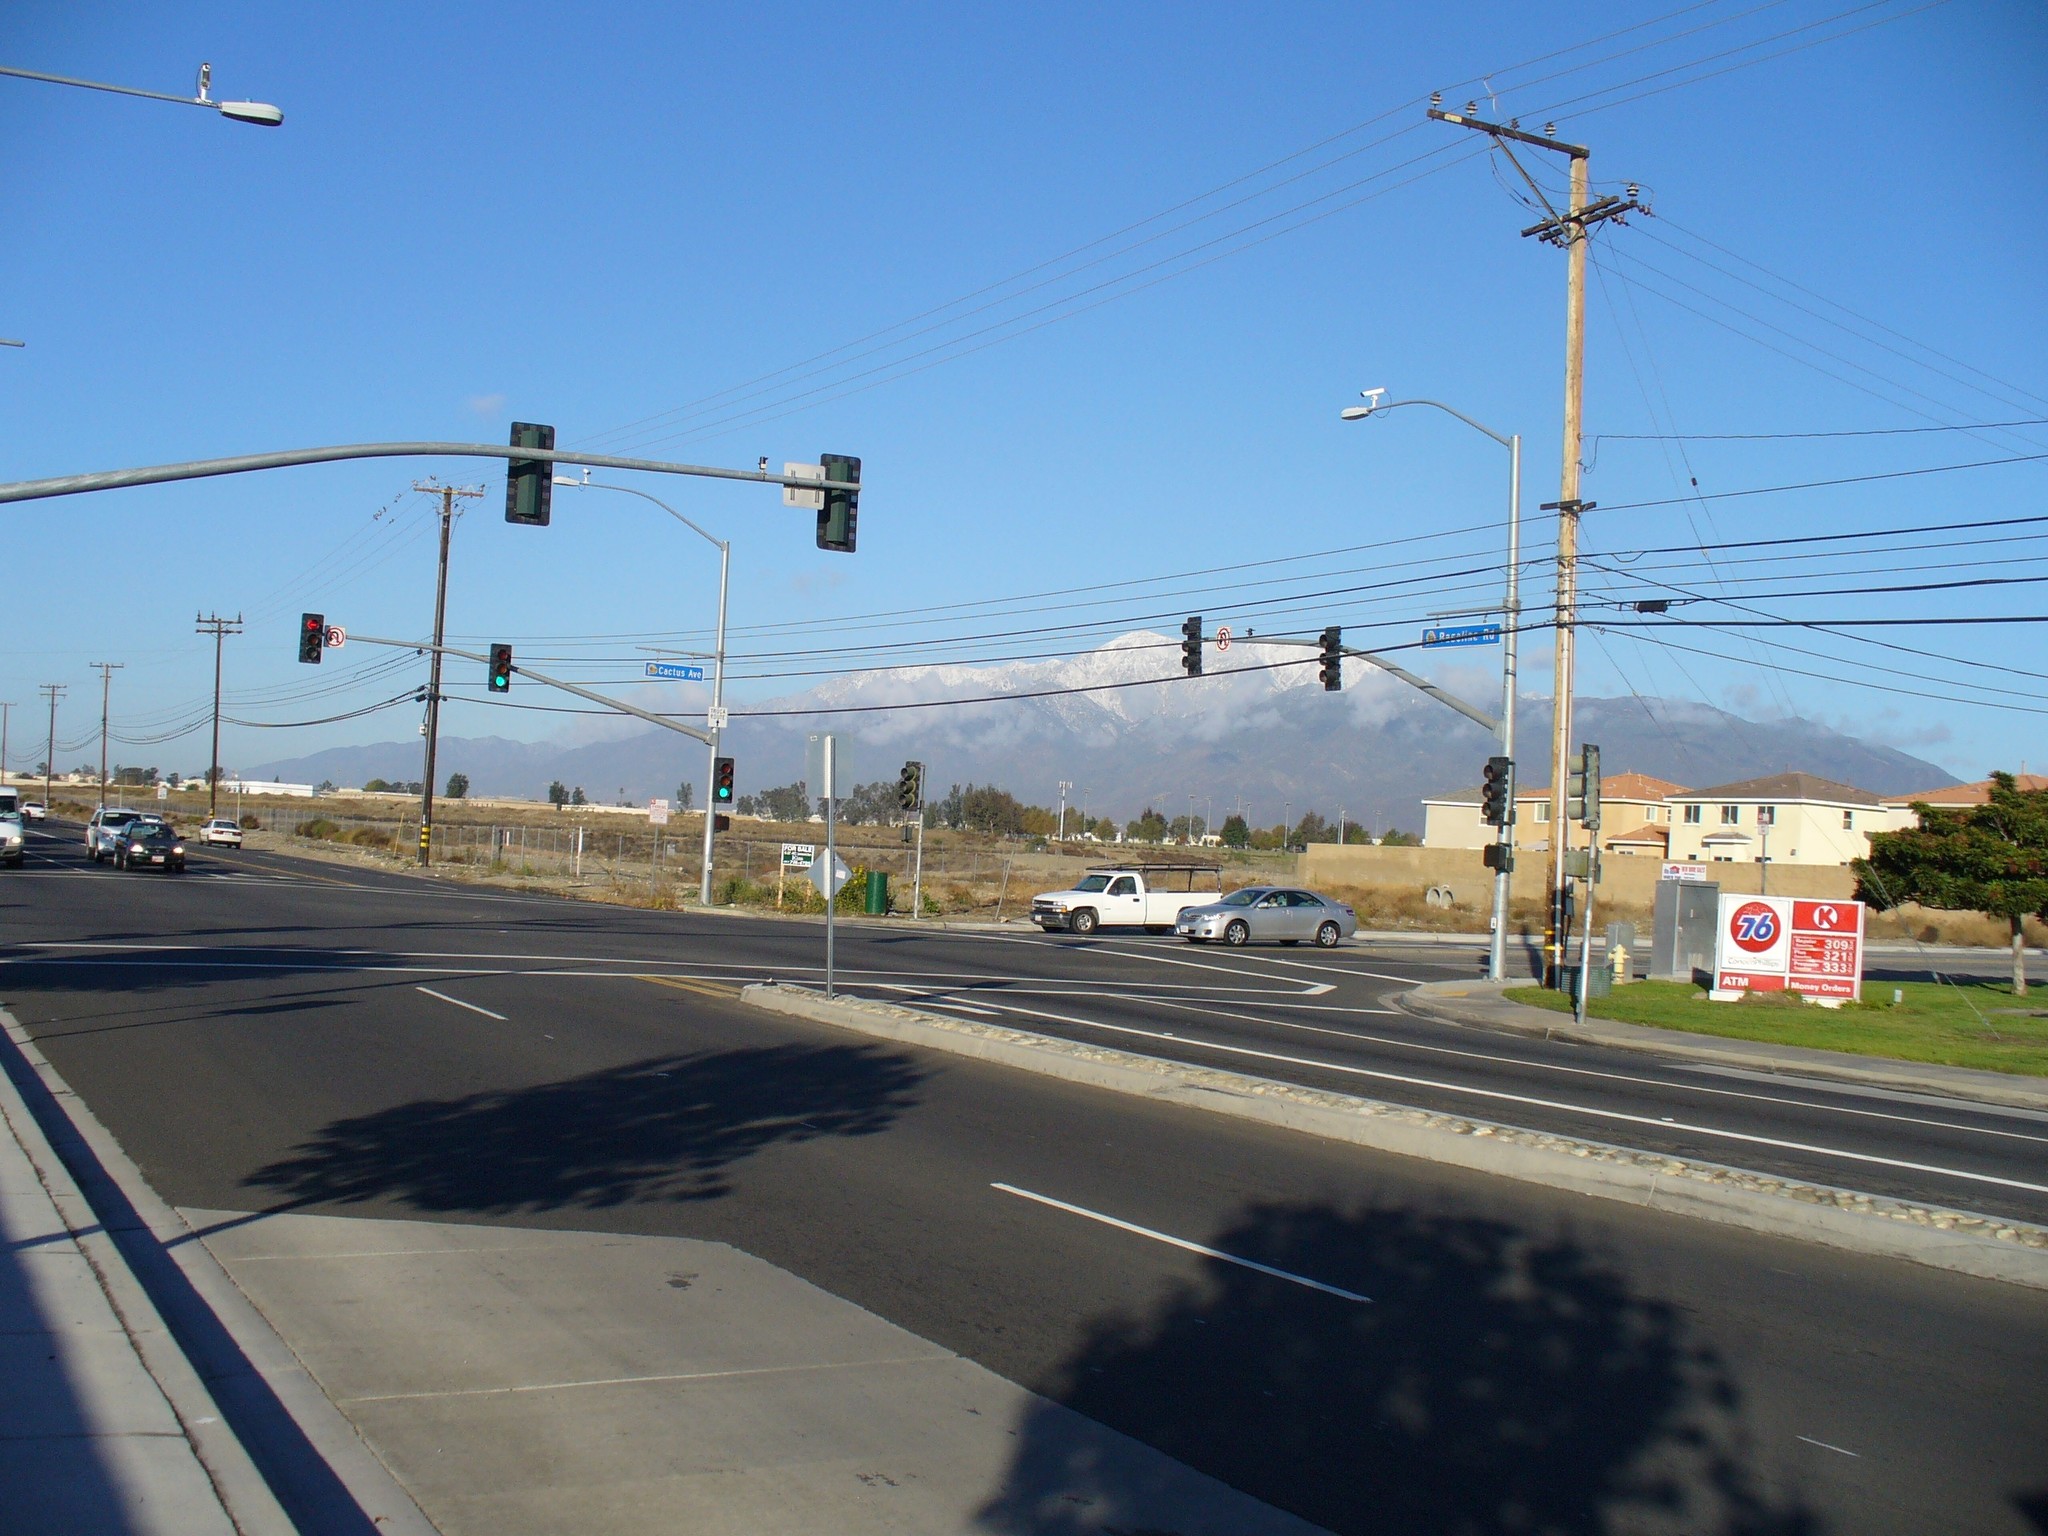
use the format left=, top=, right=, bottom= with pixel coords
left=1710, top=893, right=1864, bottom=1005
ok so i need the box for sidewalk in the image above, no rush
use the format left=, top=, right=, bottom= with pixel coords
left=1400, top=979, right=2048, bottom=1111
left=1, top=1020, right=255, bottom=1533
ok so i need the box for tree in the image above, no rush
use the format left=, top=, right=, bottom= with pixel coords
left=570, top=786, right=587, bottom=806
left=677, top=781, right=694, bottom=812
left=1294, top=811, right=1334, bottom=845
left=1343, top=823, right=1373, bottom=844
left=363, top=777, right=393, bottom=793
left=1856, top=772, right=2048, bottom=996
left=445, top=772, right=469, bottom=799
left=548, top=781, right=569, bottom=808
left=1379, top=828, right=1422, bottom=847
left=316, top=779, right=337, bottom=795
left=1220, top=813, right=1250, bottom=849
left=758, top=782, right=811, bottom=823
left=1126, top=807, right=1169, bottom=843
left=960, top=784, right=1026, bottom=835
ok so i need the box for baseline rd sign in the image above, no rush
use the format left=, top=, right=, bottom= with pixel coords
left=1711, top=893, right=1864, bottom=1004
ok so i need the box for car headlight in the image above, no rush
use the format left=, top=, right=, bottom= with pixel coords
left=130, top=842, right=145, bottom=853
left=172, top=845, right=184, bottom=854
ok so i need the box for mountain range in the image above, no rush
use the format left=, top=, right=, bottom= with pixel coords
left=252, top=631, right=1959, bottom=831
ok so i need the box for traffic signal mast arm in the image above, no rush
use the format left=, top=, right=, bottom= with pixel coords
left=1245, top=633, right=1499, bottom=733
left=340, top=632, right=716, bottom=747
left=0, top=441, right=862, bottom=505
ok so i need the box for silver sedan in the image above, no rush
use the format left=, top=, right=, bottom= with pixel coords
left=1175, top=886, right=1358, bottom=947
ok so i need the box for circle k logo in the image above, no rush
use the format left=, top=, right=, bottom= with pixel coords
left=1730, top=901, right=1780, bottom=953
left=1808, top=904, right=1841, bottom=930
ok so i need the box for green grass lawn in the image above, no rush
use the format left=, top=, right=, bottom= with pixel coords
left=1501, top=978, right=2048, bottom=1077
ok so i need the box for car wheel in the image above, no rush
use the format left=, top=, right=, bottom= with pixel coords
left=1315, top=921, right=1342, bottom=948
left=88, top=845, right=101, bottom=863
left=1069, top=908, right=1099, bottom=936
left=1223, top=919, right=1250, bottom=947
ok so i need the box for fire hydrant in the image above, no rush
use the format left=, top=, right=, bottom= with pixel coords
left=1610, top=940, right=1632, bottom=986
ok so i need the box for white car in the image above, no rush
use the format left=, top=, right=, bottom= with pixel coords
left=198, top=818, right=245, bottom=847
left=0, top=812, right=23, bottom=867
left=21, top=801, right=47, bottom=821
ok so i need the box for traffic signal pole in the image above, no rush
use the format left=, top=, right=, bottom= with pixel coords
left=699, top=538, right=729, bottom=907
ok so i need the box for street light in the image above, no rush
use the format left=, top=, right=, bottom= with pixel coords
left=553, top=475, right=730, bottom=907
left=0, top=62, right=284, bottom=125
left=1344, top=390, right=1522, bottom=983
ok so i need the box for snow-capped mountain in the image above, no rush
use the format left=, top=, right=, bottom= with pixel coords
left=254, top=629, right=1958, bottom=828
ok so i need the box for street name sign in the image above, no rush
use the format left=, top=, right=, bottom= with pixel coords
left=1421, top=623, right=1502, bottom=648
left=1710, top=893, right=1864, bottom=1005
left=645, top=662, right=705, bottom=681
left=781, top=842, right=816, bottom=870
left=810, top=850, right=852, bottom=899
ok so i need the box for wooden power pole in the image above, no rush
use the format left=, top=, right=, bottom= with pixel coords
left=412, top=481, right=483, bottom=864
left=1429, top=99, right=1642, bottom=983
left=195, top=612, right=243, bottom=818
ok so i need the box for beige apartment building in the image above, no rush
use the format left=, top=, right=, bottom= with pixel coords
left=1663, top=772, right=1892, bottom=866
left=1421, top=772, right=1685, bottom=854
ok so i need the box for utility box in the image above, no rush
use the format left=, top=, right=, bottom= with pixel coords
left=864, top=869, right=890, bottom=916
left=1650, top=880, right=1720, bottom=982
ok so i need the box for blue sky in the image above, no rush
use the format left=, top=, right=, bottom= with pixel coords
left=3, top=1, right=2043, bottom=788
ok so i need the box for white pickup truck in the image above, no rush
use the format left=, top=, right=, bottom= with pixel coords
left=1031, top=864, right=1223, bottom=936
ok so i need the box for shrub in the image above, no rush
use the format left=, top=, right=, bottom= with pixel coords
left=295, top=818, right=341, bottom=840
left=240, top=814, right=261, bottom=830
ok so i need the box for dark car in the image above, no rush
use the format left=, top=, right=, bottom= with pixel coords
left=114, top=821, right=187, bottom=872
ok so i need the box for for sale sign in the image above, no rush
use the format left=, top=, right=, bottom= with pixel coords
left=1711, top=893, right=1863, bottom=1005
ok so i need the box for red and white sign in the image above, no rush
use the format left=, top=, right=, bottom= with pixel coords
left=1711, top=893, right=1864, bottom=1005
left=1215, top=625, right=1232, bottom=652
left=1659, top=862, right=1709, bottom=883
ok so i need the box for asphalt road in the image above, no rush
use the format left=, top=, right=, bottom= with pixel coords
left=4, top=821, right=2046, bottom=1533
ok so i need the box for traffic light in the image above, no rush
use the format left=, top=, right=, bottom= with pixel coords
left=505, top=421, right=555, bottom=526
left=1480, top=755, right=1513, bottom=827
left=817, top=452, right=860, bottom=552
left=713, top=756, right=736, bottom=805
left=298, top=613, right=324, bottom=665
left=1566, top=743, right=1602, bottom=829
left=1482, top=842, right=1514, bottom=873
left=1181, top=615, right=1203, bottom=677
left=1318, top=626, right=1343, bottom=691
left=488, top=644, right=513, bottom=693
left=898, top=760, right=924, bottom=813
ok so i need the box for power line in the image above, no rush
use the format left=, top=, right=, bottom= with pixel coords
left=1590, top=452, right=2048, bottom=513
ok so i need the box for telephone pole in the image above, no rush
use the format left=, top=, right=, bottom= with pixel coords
left=1429, top=98, right=1642, bottom=983
left=40, top=684, right=64, bottom=808
left=412, top=481, right=483, bottom=865
left=195, top=612, right=243, bottom=818
left=90, top=662, right=123, bottom=807
left=0, top=701, right=12, bottom=791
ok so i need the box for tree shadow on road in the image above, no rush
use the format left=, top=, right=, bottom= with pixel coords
left=980, top=1200, right=1816, bottom=1536
left=244, top=1042, right=925, bottom=1214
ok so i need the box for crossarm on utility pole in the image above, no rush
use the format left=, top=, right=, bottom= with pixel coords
left=0, top=442, right=860, bottom=506
left=346, top=635, right=715, bottom=747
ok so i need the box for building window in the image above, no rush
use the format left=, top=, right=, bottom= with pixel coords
left=1720, top=804, right=1740, bottom=825
left=1758, top=805, right=1776, bottom=826
left=1843, top=811, right=1854, bottom=830
left=1535, top=803, right=1550, bottom=823
left=1683, top=805, right=1702, bottom=825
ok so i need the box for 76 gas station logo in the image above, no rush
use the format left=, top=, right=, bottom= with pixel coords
left=1729, top=901, right=1781, bottom=953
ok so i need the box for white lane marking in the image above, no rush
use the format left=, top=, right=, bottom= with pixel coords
left=414, top=986, right=508, bottom=1022
left=1676, top=1063, right=2048, bottom=1128
left=990, top=1183, right=1370, bottom=1303
left=1796, top=1436, right=1860, bottom=1458
left=969, top=1000, right=2048, bottom=1197
left=1097, top=992, right=2048, bottom=1147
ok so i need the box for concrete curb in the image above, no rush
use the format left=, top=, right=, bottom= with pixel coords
left=1399, top=979, right=2048, bottom=1112
left=0, top=1009, right=441, bottom=1536
left=741, top=983, right=2048, bottom=1292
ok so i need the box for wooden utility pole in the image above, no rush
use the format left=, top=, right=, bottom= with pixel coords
left=1429, top=99, right=1641, bottom=983
left=0, top=701, right=12, bottom=792
left=412, top=481, right=483, bottom=865
left=90, top=662, right=123, bottom=807
left=195, top=612, right=243, bottom=818
left=40, top=684, right=65, bottom=809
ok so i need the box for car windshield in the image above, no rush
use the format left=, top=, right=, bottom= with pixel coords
left=1219, top=888, right=1268, bottom=906
left=1071, top=875, right=1113, bottom=893
left=105, top=812, right=139, bottom=825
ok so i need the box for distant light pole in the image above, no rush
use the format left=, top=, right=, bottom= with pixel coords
left=1343, top=391, right=1522, bottom=982
left=0, top=61, right=283, bottom=125
left=555, top=475, right=729, bottom=906
left=1056, top=780, right=1072, bottom=840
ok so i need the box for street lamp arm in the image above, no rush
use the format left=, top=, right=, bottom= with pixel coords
left=563, top=478, right=726, bottom=555
left=0, top=63, right=282, bottom=124
left=1343, top=396, right=1512, bottom=451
